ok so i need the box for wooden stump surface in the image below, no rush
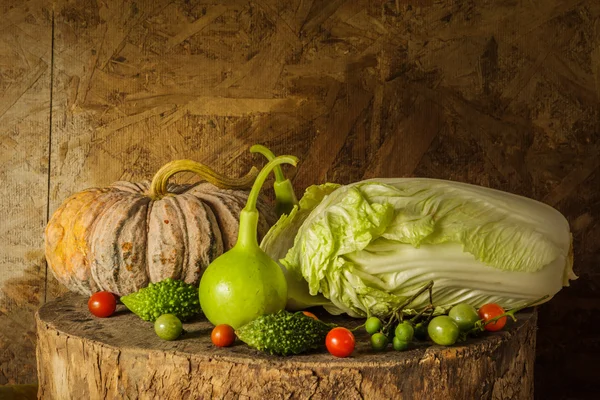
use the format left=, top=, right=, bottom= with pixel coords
left=37, top=294, right=537, bottom=400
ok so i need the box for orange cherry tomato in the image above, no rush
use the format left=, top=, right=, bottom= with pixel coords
left=478, top=303, right=507, bottom=332
left=211, top=324, right=235, bottom=347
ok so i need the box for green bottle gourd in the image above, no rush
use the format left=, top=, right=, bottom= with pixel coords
left=199, top=155, right=298, bottom=329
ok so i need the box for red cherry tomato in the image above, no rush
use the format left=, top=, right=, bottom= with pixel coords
left=478, top=303, right=507, bottom=332
left=88, top=291, right=117, bottom=318
left=326, top=327, right=355, bottom=358
left=211, top=324, right=235, bottom=347
left=302, top=311, right=319, bottom=320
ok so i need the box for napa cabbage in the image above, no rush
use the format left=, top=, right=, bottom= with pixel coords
left=260, top=179, right=575, bottom=318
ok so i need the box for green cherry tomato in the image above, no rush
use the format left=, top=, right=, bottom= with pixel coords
left=394, top=322, right=414, bottom=342
left=365, top=317, right=383, bottom=334
left=393, top=336, right=409, bottom=351
left=154, top=314, right=183, bottom=341
left=428, top=316, right=460, bottom=346
left=414, top=321, right=429, bottom=340
left=448, top=303, right=480, bottom=332
left=370, top=332, right=389, bottom=351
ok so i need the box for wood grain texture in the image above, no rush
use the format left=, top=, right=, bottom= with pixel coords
left=0, top=0, right=597, bottom=397
left=37, top=293, right=537, bottom=400
left=0, top=0, right=52, bottom=385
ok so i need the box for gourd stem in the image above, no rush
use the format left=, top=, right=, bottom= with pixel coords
left=250, top=145, right=286, bottom=182
left=236, top=155, right=298, bottom=248
left=244, top=156, right=298, bottom=213
left=149, top=159, right=259, bottom=200
left=250, top=144, right=299, bottom=216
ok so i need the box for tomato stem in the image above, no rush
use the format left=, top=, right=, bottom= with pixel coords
left=409, top=304, right=434, bottom=324
left=383, top=280, right=434, bottom=333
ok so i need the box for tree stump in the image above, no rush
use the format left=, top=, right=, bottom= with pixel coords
left=36, top=294, right=536, bottom=399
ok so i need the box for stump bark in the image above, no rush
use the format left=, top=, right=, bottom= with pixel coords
left=36, top=294, right=537, bottom=399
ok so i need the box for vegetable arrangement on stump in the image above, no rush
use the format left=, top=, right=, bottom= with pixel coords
left=39, top=145, right=576, bottom=399
left=36, top=293, right=538, bottom=400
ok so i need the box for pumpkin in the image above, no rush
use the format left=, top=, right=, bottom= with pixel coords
left=45, top=160, right=278, bottom=296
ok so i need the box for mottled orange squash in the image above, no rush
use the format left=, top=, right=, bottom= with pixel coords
left=45, top=160, right=277, bottom=296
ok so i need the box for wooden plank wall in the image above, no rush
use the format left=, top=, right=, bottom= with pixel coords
left=0, top=0, right=52, bottom=384
left=0, top=0, right=598, bottom=397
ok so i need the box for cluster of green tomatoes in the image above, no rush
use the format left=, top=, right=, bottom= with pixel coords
left=364, top=302, right=509, bottom=351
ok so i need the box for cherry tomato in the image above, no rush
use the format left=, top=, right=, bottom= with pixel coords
left=302, top=311, right=319, bottom=320
left=393, top=336, right=409, bottom=351
left=478, top=303, right=507, bottom=332
left=211, top=324, right=235, bottom=347
left=365, top=317, right=382, bottom=334
left=88, top=291, right=117, bottom=318
left=394, top=322, right=414, bottom=342
left=370, top=332, right=389, bottom=351
left=449, top=303, right=480, bottom=332
left=155, top=314, right=183, bottom=341
left=414, top=321, right=429, bottom=340
left=326, top=327, right=355, bottom=358
left=428, top=316, right=460, bottom=346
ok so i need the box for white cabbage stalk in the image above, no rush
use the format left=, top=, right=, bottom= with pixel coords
left=260, top=179, right=575, bottom=318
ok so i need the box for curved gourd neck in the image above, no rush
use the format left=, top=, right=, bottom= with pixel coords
left=250, top=144, right=298, bottom=216
left=235, top=155, right=298, bottom=249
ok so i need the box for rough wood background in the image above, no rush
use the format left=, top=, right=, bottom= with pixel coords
left=0, top=0, right=53, bottom=385
left=1, top=0, right=599, bottom=398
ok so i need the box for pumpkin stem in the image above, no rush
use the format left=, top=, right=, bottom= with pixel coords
left=149, top=159, right=259, bottom=200
left=250, top=145, right=299, bottom=217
